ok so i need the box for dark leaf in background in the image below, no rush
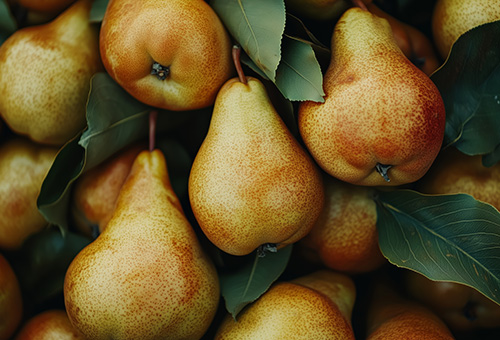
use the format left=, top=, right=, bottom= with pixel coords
left=376, top=189, right=500, bottom=306
left=37, top=73, right=193, bottom=229
left=432, top=21, right=500, bottom=164
left=0, top=0, right=16, bottom=44
left=89, top=0, right=109, bottom=23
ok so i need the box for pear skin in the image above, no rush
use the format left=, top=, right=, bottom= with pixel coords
left=215, top=270, right=356, bottom=339
left=0, top=0, right=103, bottom=145
left=100, top=0, right=234, bottom=111
left=0, top=253, right=23, bottom=340
left=64, top=149, right=220, bottom=339
left=15, top=310, right=84, bottom=340
left=298, top=7, right=446, bottom=186
left=299, top=175, right=386, bottom=273
left=188, top=76, right=324, bottom=256
left=18, top=0, right=76, bottom=14
left=432, top=0, right=500, bottom=59
left=0, top=138, right=58, bottom=250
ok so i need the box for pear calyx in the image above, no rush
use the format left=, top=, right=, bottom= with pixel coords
left=375, top=163, right=392, bottom=182
left=151, top=62, right=170, bottom=80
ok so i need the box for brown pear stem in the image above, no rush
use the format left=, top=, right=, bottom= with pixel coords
left=232, top=45, right=247, bottom=84
left=351, top=0, right=368, bottom=11
left=149, top=110, right=158, bottom=152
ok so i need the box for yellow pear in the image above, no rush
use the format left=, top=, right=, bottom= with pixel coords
left=366, top=278, right=455, bottom=339
left=15, top=309, right=84, bottom=340
left=99, top=0, right=234, bottom=111
left=64, top=149, right=220, bottom=339
left=298, top=7, right=446, bottom=186
left=432, top=0, right=500, bottom=59
left=0, top=0, right=103, bottom=145
left=0, top=138, right=58, bottom=250
left=298, top=174, right=386, bottom=273
left=188, top=74, right=324, bottom=256
left=215, top=270, right=356, bottom=339
left=0, top=253, right=23, bottom=340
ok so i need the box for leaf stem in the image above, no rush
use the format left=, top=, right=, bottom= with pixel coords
left=149, top=110, right=158, bottom=151
left=232, top=45, right=247, bottom=84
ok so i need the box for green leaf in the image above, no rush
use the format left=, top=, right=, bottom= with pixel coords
left=275, top=36, right=325, bottom=102
left=483, top=143, right=500, bottom=167
left=37, top=73, right=192, bottom=229
left=0, top=0, right=16, bottom=44
left=210, top=0, right=285, bottom=81
left=9, top=227, right=91, bottom=307
left=431, top=21, right=500, bottom=157
left=220, top=245, right=293, bottom=319
left=90, top=0, right=109, bottom=23
left=375, top=189, right=500, bottom=305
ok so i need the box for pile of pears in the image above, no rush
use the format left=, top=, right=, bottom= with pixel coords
left=1, top=0, right=500, bottom=339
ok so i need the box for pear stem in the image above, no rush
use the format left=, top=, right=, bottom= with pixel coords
left=232, top=45, right=247, bottom=84
left=149, top=110, right=158, bottom=152
left=351, top=0, right=368, bottom=11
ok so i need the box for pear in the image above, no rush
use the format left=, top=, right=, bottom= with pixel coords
left=404, top=270, right=500, bottom=332
left=0, top=138, right=58, bottom=250
left=17, top=0, right=76, bottom=13
left=298, top=7, right=446, bottom=186
left=432, top=0, right=500, bottom=60
left=298, top=174, right=386, bottom=273
left=188, top=75, right=324, bottom=256
left=0, top=253, right=23, bottom=340
left=15, top=310, right=84, bottom=340
left=215, top=270, right=356, bottom=339
left=366, top=278, right=455, bottom=339
left=64, top=149, right=220, bottom=340
left=99, top=0, right=234, bottom=111
left=0, top=0, right=103, bottom=146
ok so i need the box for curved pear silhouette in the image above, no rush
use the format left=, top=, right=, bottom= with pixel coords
left=298, top=7, right=446, bottom=186
left=14, top=310, right=84, bottom=340
left=0, top=0, right=103, bottom=145
left=215, top=270, right=356, bottom=339
left=0, top=253, right=23, bottom=340
left=64, top=149, right=220, bottom=339
left=100, top=0, right=234, bottom=111
left=188, top=76, right=324, bottom=256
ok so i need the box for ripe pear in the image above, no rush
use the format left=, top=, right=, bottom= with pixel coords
left=215, top=270, right=356, bottom=339
left=298, top=174, right=386, bottom=273
left=188, top=76, right=324, bottom=256
left=0, top=138, right=58, bottom=250
left=64, top=149, right=220, bottom=340
left=0, top=253, right=23, bottom=340
left=0, top=0, right=103, bottom=146
left=432, top=0, right=500, bottom=59
left=417, top=148, right=500, bottom=210
left=18, top=0, right=76, bottom=13
left=298, top=7, right=446, bottom=186
left=404, top=270, right=500, bottom=332
left=99, top=0, right=234, bottom=111
left=366, top=278, right=455, bottom=340
left=71, top=143, right=144, bottom=237
left=15, top=310, right=84, bottom=340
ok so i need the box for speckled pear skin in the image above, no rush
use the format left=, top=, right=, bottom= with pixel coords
left=215, top=270, right=356, bottom=340
left=64, top=149, right=220, bottom=340
left=432, top=0, right=500, bottom=59
left=100, top=0, right=234, bottom=111
left=0, top=0, right=103, bottom=145
left=298, top=7, right=446, bottom=186
left=188, top=77, right=325, bottom=256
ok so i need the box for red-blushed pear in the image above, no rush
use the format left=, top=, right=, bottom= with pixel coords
left=64, top=139, right=220, bottom=339
left=215, top=270, right=356, bottom=339
left=298, top=174, right=386, bottom=273
left=99, top=0, right=234, bottom=111
left=14, top=310, right=84, bottom=340
left=17, top=0, right=76, bottom=14
left=298, top=7, right=446, bottom=186
left=0, top=253, right=23, bottom=340
left=0, top=138, right=58, bottom=250
left=432, top=0, right=500, bottom=60
left=0, top=0, right=103, bottom=146
left=188, top=47, right=324, bottom=256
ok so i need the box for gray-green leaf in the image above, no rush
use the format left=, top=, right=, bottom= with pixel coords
left=211, top=0, right=285, bottom=81
left=375, top=189, right=500, bottom=305
left=90, top=0, right=109, bottom=23
left=220, top=245, right=293, bottom=319
left=0, top=0, right=16, bottom=44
